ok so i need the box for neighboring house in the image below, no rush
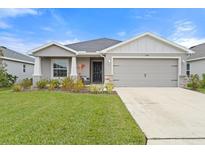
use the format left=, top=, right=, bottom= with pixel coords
left=31, top=32, right=193, bottom=87
left=0, top=46, right=34, bottom=82
left=187, top=43, right=205, bottom=79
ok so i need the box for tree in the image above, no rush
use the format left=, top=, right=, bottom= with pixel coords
left=0, top=47, right=3, bottom=67
left=0, top=63, right=17, bottom=87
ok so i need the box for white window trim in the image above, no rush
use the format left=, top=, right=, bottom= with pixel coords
left=186, top=63, right=191, bottom=77
left=111, top=56, right=182, bottom=87
left=23, top=64, right=26, bottom=73
left=51, top=59, right=69, bottom=79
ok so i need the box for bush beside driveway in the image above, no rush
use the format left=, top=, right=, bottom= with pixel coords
left=0, top=89, right=145, bottom=144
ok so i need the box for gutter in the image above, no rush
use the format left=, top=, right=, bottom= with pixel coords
left=96, top=51, right=106, bottom=58
left=187, top=57, right=205, bottom=62
left=0, top=56, right=34, bottom=65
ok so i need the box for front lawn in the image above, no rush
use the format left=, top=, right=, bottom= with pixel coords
left=0, top=90, right=145, bottom=144
left=196, top=88, right=205, bottom=94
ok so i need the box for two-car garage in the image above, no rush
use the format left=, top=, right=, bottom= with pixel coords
left=102, top=33, right=192, bottom=87
left=113, top=58, right=179, bottom=87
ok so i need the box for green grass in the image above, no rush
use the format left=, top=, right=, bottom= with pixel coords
left=0, top=90, right=145, bottom=144
left=0, top=87, right=11, bottom=91
left=197, top=88, right=205, bottom=94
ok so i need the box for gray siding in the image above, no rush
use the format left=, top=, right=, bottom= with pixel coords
left=2, top=59, right=34, bottom=82
left=34, top=45, right=76, bottom=57
left=40, top=57, right=91, bottom=80
left=189, top=59, right=205, bottom=79
left=103, top=35, right=187, bottom=87
left=77, top=57, right=90, bottom=78
left=41, top=57, right=72, bottom=79
left=108, top=35, right=186, bottom=54
left=41, top=57, right=51, bottom=79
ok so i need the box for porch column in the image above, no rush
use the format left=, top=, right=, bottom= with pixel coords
left=33, top=57, right=42, bottom=85
left=70, top=56, right=77, bottom=79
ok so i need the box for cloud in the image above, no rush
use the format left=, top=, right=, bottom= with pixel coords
left=58, top=38, right=80, bottom=45
left=49, top=9, right=66, bottom=25
left=41, top=27, right=54, bottom=32
left=171, top=20, right=196, bottom=38
left=0, top=9, right=39, bottom=19
left=0, top=33, right=42, bottom=53
left=117, top=31, right=126, bottom=37
left=0, top=9, right=40, bottom=30
left=174, top=37, right=205, bottom=48
left=0, top=31, right=80, bottom=53
left=0, top=21, right=11, bottom=29
left=169, top=19, right=205, bottom=48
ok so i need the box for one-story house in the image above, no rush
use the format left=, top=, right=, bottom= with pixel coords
left=187, top=43, right=205, bottom=79
left=31, top=32, right=193, bottom=87
left=0, top=46, right=34, bottom=82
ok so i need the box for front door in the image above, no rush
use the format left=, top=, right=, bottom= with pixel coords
left=92, top=61, right=103, bottom=83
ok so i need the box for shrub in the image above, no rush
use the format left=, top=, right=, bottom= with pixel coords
left=200, top=74, right=205, bottom=88
left=12, top=84, right=23, bottom=92
left=36, top=79, right=48, bottom=89
left=187, top=74, right=200, bottom=90
left=0, top=65, right=17, bottom=87
left=48, top=79, right=60, bottom=91
left=105, top=83, right=114, bottom=94
left=89, top=84, right=104, bottom=94
left=20, top=78, right=32, bottom=89
left=73, top=79, right=85, bottom=92
left=48, top=83, right=55, bottom=91
left=61, top=77, right=74, bottom=91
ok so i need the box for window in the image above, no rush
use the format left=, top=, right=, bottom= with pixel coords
left=186, top=63, right=190, bottom=77
left=52, top=59, right=68, bottom=77
left=23, top=64, right=26, bottom=73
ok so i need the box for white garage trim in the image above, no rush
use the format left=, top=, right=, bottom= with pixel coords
left=111, top=56, right=181, bottom=87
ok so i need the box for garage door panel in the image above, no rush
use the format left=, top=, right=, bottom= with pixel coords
left=114, top=79, right=177, bottom=87
left=113, top=58, right=178, bottom=87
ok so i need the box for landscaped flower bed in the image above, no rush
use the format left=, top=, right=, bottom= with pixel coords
left=12, top=77, right=115, bottom=94
left=186, top=73, right=205, bottom=93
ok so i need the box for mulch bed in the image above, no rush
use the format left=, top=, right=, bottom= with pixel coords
left=19, top=87, right=117, bottom=95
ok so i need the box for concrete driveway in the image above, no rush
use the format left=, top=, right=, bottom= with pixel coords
left=116, top=87, right=205, bottom=145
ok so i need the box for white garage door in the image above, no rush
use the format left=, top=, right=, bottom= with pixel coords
left=113, top=58, right=178, bottom=87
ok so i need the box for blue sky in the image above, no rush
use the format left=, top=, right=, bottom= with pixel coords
left=0, top=8, right=205, bottom=53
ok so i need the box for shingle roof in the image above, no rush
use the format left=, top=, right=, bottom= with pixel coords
left=65, top=38, right=121, bottom=52
left=189, top=43, right=205, bottom=60
left=0, top=46, right=34, bottom=63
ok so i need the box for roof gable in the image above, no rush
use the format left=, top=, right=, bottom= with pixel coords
left=31, top=42, right=77, bottom=55
left=188, top=43, right=205, bottom=61
left=101, top=32, right=194, bottom=54
left=32, top=44, right=76, bottom=57
left=0, top=46, right=34, bottom=63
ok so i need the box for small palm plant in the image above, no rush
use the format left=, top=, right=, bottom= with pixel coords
left=187, top=74, right=200, bottom=90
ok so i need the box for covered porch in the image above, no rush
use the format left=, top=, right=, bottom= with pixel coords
left=31, top=42, right=105, bottom=85
left=33, top=56, right=104, bottom=85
